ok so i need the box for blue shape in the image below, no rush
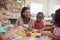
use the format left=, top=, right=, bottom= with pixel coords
left=26, top=34, right=31, bottom=37
left=35, top=35, right=41, bottom=38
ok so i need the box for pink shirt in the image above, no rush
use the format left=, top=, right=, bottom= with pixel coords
left=53, top=27, right=60, bottom=36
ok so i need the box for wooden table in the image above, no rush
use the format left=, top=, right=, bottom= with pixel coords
left=15, top=29, right=52, bottom=40
left=4, top=25, right=52, bottom=40
left=17, top=36, right=52, bottom=40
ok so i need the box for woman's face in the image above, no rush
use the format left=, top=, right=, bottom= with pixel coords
left=23, top=9, right=31, bottom=19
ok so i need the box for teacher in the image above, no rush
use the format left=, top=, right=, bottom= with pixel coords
left=16, top=7, right=34, bottom=29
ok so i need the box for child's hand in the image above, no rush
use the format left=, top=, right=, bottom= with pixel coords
left=40, top=29, right=51, bottom=36
left=40, top=29, right=47, bottom=36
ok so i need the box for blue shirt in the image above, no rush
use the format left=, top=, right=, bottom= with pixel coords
left=0, top=24, right=5, bottom=32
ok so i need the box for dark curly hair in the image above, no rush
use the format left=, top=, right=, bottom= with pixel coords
left=54, top=8, right=60, bottom=27
left=37, top=12, right=44, bottom=19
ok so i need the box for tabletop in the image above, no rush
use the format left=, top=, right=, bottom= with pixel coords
left=4, top=25, right=52, bottom=40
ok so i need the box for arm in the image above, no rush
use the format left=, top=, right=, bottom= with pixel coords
left=41, top=26, right=54, bottom=31
left=0, top=27, right=19, bottom=40
left=46, top=33, right=60, bottom=40
left=27, top=20, right=34, bottom=31
left=40, top=30, right=60, bottom=40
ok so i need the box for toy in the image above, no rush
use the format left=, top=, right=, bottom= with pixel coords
left=26, top=32, right=31, bottom=37
left=31, top=32, right=37, bottom=37
left=19, top=29, right=41, bottom=38
left=35, top=35, right=41, bottom=38
left=35, top=33, right=41, bottom=38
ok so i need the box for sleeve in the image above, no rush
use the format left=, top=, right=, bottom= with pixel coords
left=55, top=29, right=60, bottom=36
left=0, top=25, right=5, bottom=32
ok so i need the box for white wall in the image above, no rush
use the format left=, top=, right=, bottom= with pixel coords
left=26, top=0, right=60, bottom=16
left=26, top=0, right=49, bottom=15
left=48, top=0, right=60, bottom=15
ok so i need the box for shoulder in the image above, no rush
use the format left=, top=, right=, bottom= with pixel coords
left=40, top=20, right=44, bottom=24
left=42, top=20, right=44, bottom=22
left=40, top=20, right=45, bottom=26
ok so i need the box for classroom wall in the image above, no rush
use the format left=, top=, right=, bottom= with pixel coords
left=48, top=0, right=60, bottom=15
left=26, top=0, right=60, bottom=16
left=26, top=0, right=49, bottom=15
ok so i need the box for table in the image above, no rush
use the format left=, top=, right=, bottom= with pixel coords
left=4, top=25, right=52, bottom=40
left=17, top=36, right=51, bottom=40
left=15, top=29, right=52, bottom=40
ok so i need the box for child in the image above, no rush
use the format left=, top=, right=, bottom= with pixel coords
left=50, top=13, right=55, bottom=33
left=33, top=12, right=45, bottom=29
left=2, top=16, right=11, bottom=27
left=51, top=13, right=55, bottom=20
left=0, top=15, right=5, bottom=33
left=40, top=9, right=60, bottom=40
left=0, top=3, right=20, bottom=40
left=50, top=13, right=55, bottom=25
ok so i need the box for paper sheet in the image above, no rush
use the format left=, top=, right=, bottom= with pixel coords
left=10, top=34, right=23, bottom=40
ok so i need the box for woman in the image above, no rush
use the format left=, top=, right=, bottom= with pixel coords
left=16, top=7, right=34, bottom=30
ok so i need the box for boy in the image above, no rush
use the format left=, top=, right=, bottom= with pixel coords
left=0, top=3, right=20, bottom=40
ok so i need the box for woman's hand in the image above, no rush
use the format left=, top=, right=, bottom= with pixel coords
left=27, top=27, right=33, bottom=31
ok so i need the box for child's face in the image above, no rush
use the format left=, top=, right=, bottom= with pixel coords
left=0, top=7, right=7, bottom=15
left=36, top=14, right=43, bottom=22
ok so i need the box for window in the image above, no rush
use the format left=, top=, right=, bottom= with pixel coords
left=30, top=2, right=43, bottom=19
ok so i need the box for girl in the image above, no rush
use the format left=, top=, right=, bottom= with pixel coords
left=33, top=12, right=45, bottom=29
left=40, top=9, right=60, bottom=40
